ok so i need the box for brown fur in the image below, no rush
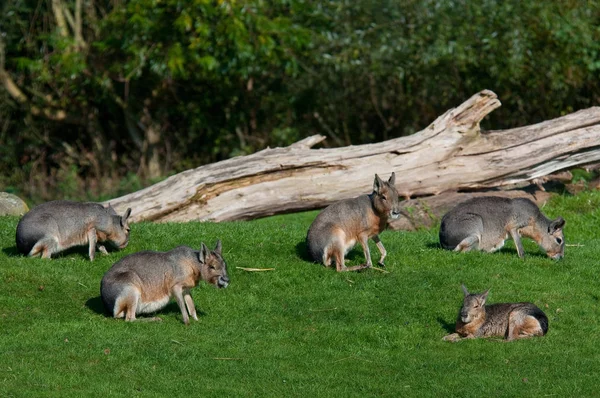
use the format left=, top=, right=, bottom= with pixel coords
left=306, top=173, right=401, bottom=272
left=101, top=241, right=229, bottom=324
left=439, top=196, right=565, bottom=259
left=16, top=201, right=132, bottom=261
left=443, top=285, right=548, bottom=342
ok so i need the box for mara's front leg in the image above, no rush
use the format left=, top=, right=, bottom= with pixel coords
left=172, top=285, right=190, bottom=325
left=442, top=333, right=462, bottom=342
left=509, top=228, right=525, bottom=258
left=372, top=234, right=386, bottom=267
left=183, top=288, right=198, bottom=321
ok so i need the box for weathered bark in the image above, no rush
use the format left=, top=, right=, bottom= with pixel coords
left=106, top=90, right=600, bottom=224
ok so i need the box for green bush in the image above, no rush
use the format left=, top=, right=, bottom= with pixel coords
left=2, top=0, right=600, bottom=202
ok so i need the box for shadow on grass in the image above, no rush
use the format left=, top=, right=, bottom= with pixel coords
left=295, top=240, right=312, bottom=262
left=425, top=242, right=442, bottom=250
left=85, top=296, right=207, bottom=320
left=2, top=246, right=20, bottom=257
left=428, top=241, right=550, bottom=260
left=497, top=247, right=549, bottom=259
left=2, top=244, right=120, bottom=260
left=437, top=317, right=455, bottom=334
left=86, top=296, right=107, bottom=315
left=295, top=240, right=363, bottom=263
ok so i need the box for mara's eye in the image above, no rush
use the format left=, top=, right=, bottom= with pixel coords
left=473, top=304, right=479, bottom=308
left=556, top=237, right=563, bottom=244
left=209, top=265, right=216, bottom=270
left=381, top=195, right=387, bottom=201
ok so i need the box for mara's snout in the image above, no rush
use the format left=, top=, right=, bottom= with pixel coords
left=217, top=275, right=229, bottom=288
left=390, top=210, right=401, bottom=219
left=548, top=252, right=563, bottom=260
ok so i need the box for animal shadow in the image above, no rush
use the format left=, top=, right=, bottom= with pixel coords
left=5, top=246, right=91, bottom=260
left=86, top=296, right=106, bottom=315
left=437, top=316, right=456, bottom=334
left=295, top=240, right=362, bottom=263
left=2, top=246, right=20, bottom=257
left=86, top=296, right=207, bottom=319
left=425, top=242, right=442, bottom=250
left=295, top=241, right=312, bottom=262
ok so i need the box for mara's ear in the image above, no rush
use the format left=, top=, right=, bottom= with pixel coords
left=480, top=289, right=490, bottom=303
left=461, top=284, right=469, bottom=297
left=548, top=217, right=565, bottom=234
left=123, top=208, right=132, bottom=221
left=373, top=174, right=384, bottom=194
left=388, top=172, right=396, bottom=186
left=104, top=202, right=112, bottom=209
left=198, top=242, right=209, bottom=263
left=214, top=239, right=222, bottom=255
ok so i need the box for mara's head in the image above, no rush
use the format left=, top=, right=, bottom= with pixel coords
left=372, top=172, right=401, bottom=220
left=540, top=217, right=565, bottom=260
left=103, top=206, right=132, bottom=250
left=199, top=240, right=229, bottom=288
left=459, top=284, right=488, bottom=324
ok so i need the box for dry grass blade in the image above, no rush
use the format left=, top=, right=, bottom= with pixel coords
left=236, top=267, right=275, bottom=272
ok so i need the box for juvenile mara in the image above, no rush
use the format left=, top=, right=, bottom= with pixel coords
left=16, top=200, right=131, bottom=261
left=101, top=241, right=228, bottom=324
left=443, top=285, right=548, bottom=342
left=439, top=196, right=565, bottom=259
left=306, top=173, right=401, bottom=272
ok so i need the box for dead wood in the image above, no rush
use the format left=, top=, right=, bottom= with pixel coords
left=105, top=90, right=600, bottom=226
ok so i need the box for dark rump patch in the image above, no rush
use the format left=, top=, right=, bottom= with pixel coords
left=528, top=306, right=549, bottom=335
left=15, top=228, right=45, bottom=255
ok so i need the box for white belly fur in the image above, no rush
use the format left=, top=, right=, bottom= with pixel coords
left=343, top=239, right=356, bottom=255
left=137, top=295, right=170, bottom=314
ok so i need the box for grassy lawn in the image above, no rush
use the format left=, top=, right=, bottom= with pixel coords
left=1, top=191, right=600, bottom=397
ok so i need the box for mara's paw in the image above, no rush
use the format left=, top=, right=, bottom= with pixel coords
left=442, top=333, right=461, bottom=342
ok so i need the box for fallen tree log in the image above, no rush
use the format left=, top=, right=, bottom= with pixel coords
left=106, top=89, right=600, bottom=224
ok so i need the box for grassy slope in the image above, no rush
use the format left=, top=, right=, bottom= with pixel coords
left=1, top=191, right=600, bottom=397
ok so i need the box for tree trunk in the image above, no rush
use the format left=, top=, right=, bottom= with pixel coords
left=105, top=90, right=600, bottom=224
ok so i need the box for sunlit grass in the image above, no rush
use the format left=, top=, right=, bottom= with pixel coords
left=1, top=191, right=600, bottom=397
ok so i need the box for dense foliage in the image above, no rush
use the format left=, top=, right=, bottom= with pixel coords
left=2, top=0, right=600, bottom=203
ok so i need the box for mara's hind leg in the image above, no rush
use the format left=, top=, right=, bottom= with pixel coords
left=123, top=290, right=139, bottom=322
left=119, top=291, right=162, bottom=322
left=322, top=247, right=334, bottom=268
left=454, top=235, right=480, bottom=253
left=326, top=229, right=364, bottom=272
left=335, top=247, right=368, bottom=272
left=28, top=238, right=60, bottom=259
left=507, top=312, right=542, bottom=340
left=515, top=315, right=545, bottom=338
left=357, top=234, right=373, bottom=269
left=331, top=244, right=362, bottom=272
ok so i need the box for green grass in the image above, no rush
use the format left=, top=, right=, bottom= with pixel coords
left=2, top=191, right=600, bottom=397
